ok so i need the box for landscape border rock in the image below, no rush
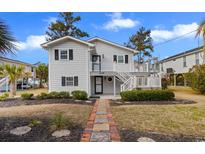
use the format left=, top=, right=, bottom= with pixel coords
left=10, top=126, right=31, bottom=136
left=52, top=129, right=71, bottom=138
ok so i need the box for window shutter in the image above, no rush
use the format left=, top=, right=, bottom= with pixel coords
left=62, top=76, right=65, bottom=86
left=69, top=49, right=73, bottom=60
left=125, top=55, right=128, bottom=63
left=74, top=76, right=78, bottom=86
left=54, top=49, right=59, bottom=60
left=113, top=55, right=117, bottom=62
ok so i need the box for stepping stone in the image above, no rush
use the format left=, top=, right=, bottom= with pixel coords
left=95, top=118, right=108, bottom=123
left=137, top=137, right=155, bottom=142
left=85, top=100, right=92, bottom=103
left=93, top=123, right=109, bottom=131
left=10, top=126, right=31, bottom=136
left=96, top=115, right=107, bottom=119
left=52, top=129, right=71, bottom=138
left=75, top=100, right=81, bottom=102
left=96, top=111, right=107, bottom=115
left=90, top=132, right=110, bottom=142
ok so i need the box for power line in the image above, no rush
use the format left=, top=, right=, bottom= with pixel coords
left=154, top=29, right=198, bottom=47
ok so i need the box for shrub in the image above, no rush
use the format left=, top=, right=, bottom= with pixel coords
left=58, top=91, right=70, bottom=98
left=120, top=89, right=175, bottom=101
left=29, top=119, right=42, bottom=127
left=36, top=92, right=49, bottom=100
left=50, top=112, right=72, bottom=130
left=185, top=64, right=205, bottom=94
left=47, top=91, right=59, bottom=99
left=161, top=78, right=168, bottom=89
left=0, top=93, right=9, bottom=101
left=21, top=93, right=34, bottom=100
left=71, top=90, right=88, bottom=100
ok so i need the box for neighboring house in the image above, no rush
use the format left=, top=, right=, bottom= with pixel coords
left=41, top=36, right=161, bottom=97
left=0, top=57, right=37, bottom=92
left=160, top=46, right=204, bottom=86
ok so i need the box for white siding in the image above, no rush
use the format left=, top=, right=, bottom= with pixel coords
left=161, top=51, right=204, bottom=74
left=48, top=40, right=89, bottom=94
left=90, top=40, right=134, bottom=72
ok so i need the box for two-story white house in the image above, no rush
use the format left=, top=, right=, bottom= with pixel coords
left=160, top=46, right=204, bottom=86
left=42, top=36, right=161, bottom=97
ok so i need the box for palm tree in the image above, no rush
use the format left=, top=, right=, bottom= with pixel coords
left=0, top=20, right=17, bottom=55
left=0, top=64, right=25, bottom=97
left=196, top=20, right=205, bottom=63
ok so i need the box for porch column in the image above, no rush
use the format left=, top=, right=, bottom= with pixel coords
left=174, top=74, right=177, bottom=86
left=113, top=76, right=116, bottom=96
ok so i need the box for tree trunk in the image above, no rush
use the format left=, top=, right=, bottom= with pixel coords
left=39, top=78, right=43, bottom=88
left=10, top=81, right=16, bottom=97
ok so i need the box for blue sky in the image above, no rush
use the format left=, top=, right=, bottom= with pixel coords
left=0, top=12, right=205, bottom=64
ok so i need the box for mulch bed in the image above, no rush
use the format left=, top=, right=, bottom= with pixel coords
left=0, top=98, right=95, bottom=108
left=110, top=99, right=196, bottom=106
left=0, top=117, right=83, bottom=142
left=120, top=129, right=205, bottom=142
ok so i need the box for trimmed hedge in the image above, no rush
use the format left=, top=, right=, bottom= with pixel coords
left=21, top=93, right=34, bottom=100
left=36, top=91, right=70, bottom=100
left=120, top=90, right=175, bottom=101
left=71, top=90, right=88, bottom=100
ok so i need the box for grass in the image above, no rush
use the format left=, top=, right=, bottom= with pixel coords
left=0, top=103, right=92, bottom=127
left=111, top=104, right=205, bottom=137
left=16, top=88, right=48, bottom=97
left=168, top=86, right=200, bottom=95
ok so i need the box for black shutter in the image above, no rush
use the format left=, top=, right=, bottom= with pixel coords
left=69, top=49, right=73, bottom=60
left=113, top=55, right=117, bottom=62
left=55, top=49, right=59, bottom=60
left=74, top=76, right=78, bottom=86
left=62, top=76, right=66, bottom=86
left=125, top=55, right=128, bottom=63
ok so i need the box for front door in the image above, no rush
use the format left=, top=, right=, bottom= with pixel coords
left=94, top=76, right=103, bottom=94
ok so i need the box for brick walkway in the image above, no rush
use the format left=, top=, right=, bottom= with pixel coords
left=81, top=99, right=120, bottom=142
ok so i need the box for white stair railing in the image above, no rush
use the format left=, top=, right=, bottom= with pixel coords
left=0, top=76, right=9, bottom=92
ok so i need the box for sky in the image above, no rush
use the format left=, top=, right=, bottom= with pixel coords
left=0, top=12, right=205, bottom=64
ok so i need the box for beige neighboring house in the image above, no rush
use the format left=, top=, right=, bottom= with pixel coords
left=42, top=36, right=161, bottom=97
left=0, top=56, right=37, bottom=92
left=160, top=46, right=204, bottom=86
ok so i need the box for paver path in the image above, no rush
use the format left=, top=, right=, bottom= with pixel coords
left=81, top=99, right=120, bottom=142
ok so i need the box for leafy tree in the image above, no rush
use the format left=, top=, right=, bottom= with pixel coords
left=196, top=20, right=205, bottom=63
left=46, top=12, right=89, bottom=41
left=36, top=63, right=48, bottom=88
left=0, top=64, right=25, bottom=97
left=0, top=20, right=17, bottom=55
left=125, top=27, right=154, bottom=63
left=184, top=64, right=205, bottom=94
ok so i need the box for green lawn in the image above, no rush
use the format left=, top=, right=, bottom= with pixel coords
left=112, top=104, right=205, bottom=137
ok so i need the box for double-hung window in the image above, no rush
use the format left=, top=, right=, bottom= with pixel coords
left=62, top=76, right=78, bottom=86
left=60, top=50, right=68, bottom=60
left=183, top=56, right=187, bottom=67
left=117, top=55, right=124, bottom=63
left=195, top=52, right=199, bottom=65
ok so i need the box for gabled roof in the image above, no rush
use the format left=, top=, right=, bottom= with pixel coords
left=0, top=56, right=36, bottom=67
left=41, top=36, right=95, bottom=48
left=160, top=46, right=203, bottom=63
left=87, top=37, right=137, bottom=54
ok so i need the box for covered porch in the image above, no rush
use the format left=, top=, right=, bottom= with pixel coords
left=90, top=75, right=122, bottom=97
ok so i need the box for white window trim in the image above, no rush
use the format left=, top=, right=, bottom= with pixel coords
left=117, top=55, right=124, bottom=64
left=60, top=50, right=68, bottom=60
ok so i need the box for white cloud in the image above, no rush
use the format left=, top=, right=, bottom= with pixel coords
left=17, top=35, right=46, bottom=50
left=102, top=13, right=139, bottom=31
left=151, top=22, right=199, bottom=43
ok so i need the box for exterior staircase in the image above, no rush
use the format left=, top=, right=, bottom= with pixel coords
left=0, top=76, right=9, bottom=92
